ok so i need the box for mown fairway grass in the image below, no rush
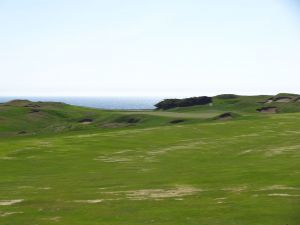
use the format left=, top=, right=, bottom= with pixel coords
left=0, top=104, right=300, bottom=224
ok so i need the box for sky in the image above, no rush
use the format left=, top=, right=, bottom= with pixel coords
left=0, top=0, right=300, bottom=97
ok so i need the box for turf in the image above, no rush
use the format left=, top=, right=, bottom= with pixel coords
left=0, top=98, right=299, bottom=225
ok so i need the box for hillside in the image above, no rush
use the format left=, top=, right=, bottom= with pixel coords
left=157, top=93, right=300, bottom=114
left=0, top=97, right=299, bottom=225
left=1, top=94, right=300, bottom=137
left=0, top=100, right=171, bottom=137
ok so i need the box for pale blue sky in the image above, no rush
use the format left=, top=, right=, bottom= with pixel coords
left=0, top=0, right=300, bottom=97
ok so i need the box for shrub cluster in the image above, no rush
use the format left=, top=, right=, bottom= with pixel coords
left=155, top=96, right=212, bottom=110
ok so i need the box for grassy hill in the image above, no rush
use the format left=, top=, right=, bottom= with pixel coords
left=0, top=100, right=173, bottom=137
left=0, top=96, right=300, bottom=225
left=164, top=93, right=300, bottom=114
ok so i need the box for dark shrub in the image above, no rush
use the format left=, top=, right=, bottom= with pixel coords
left=155, top=96, right=212, bottom=110
left=216, top=94, right=239, bottom=99
left=170, top=119, right=185, bottom=124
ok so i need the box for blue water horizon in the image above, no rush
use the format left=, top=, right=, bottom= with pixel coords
left=0, top=96, right=164, bottom=110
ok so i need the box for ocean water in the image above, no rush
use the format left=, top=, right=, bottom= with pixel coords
left=0, top=96, right=163, bottom=110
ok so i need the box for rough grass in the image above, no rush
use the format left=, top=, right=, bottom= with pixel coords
left=0, top=100, right=300, bottom=224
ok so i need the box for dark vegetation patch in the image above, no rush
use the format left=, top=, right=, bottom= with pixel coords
left=79, top=118, right=93, bottom=124
left=273, top=96, right=292, bottom=103
left=24, top=103, right=41, bottom=108
left=170, top=119, right=185, bottom=124
left=114, top=116, right=141, bottom=124
left=29, top=109, right=41, bottom=113
left=262, top=98, right=274, bottom=104
left=216, top=112, right=233, bottom=120
left=5, top=100, right=32, bottom=107
left=215, top=94, right=239, bottom=99
left=101, top=123, right=130, bottom=128
left=257, top=107, right=278, bottom=113
left=155, top=96, right=212, bottom=110
left=18, top=131, right=27, bottom=135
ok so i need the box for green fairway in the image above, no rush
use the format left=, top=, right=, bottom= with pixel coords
left=0, top=98, right=300, bottom=225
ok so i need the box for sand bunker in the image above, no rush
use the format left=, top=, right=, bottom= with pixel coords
left=79, top=118, right=93, bottom=124
left=217, top=112, right=233, bottom=120
left=0, top=199, right=24, bottom=206
left=265, top=99, right=273, bottom=104
left=256, top=107, right=278, bottom=113
left=274, top=97, right=292, bottom=103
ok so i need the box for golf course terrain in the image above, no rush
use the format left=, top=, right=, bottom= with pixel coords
left=0, top=94, right=300, bottom=225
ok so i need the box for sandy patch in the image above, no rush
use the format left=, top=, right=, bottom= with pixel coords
left=81, top=121, right=93, bottom=125
left=114, top=149, right=134, bottom=154
left=42, top=216, right=61, bottom=222
left=74, top=199, right=103, bottom=204
left=37, top=141, right=53, bottom=147
left=0, top=156, right=16, bottom=160
left=260, top=185, right=299, bottom=191
left=0, top=211, right=23, bottom=217
left=215, top=197, right=227, bottom=204
left=103, top=186, right=201, bottom=201
left=94, top=156, right=132, bottom=163
left=285, top=130, right=300, bottom=134
left=68, top=127, right=162, bottom=139
left=234, top=133, right=260, bottom=138
left=148, top=141, right=205, bottom=156
left=18, top=186, right=33, bottom=189
left=257, top=107, right=278, bottom=113
left=268, top=193, right=300, bottom=197
left=222, top=186, right=247, bottom=193
left=274, top=97, right=291, bottom=103
left=126, top=186, right=200, bottom=200
left=265, top=145, right=300, bottom=157
left=238, top=149, right=254, bottom=155
left=38, top=187, right=52, bottom=190
left=0, top=199, right=24, bottom=206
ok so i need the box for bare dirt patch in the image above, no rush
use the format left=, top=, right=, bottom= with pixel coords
left=217, top=112, right=233, bottom=121
left=260, top=185, right=299, bottom=191
left=147, top=141, right=205, bottom=156
left=274, top=97, right=292, bottom=103
left=74, top=199, right=103, bottom=204
left=79, top=118, right=93, bottom=124
left=94, top=156, right=132, bottom=163
left=0, top=199, right=24, bottom=206
left=267, top=193, right=300, bottom=197
left=0, top=211, right=24, bottom=217
left=265, top=145, right=300, bottom=157
left=256, top=107, right=278, bottom=113
left=170, top=119, right=185, bottom=124
left=222, top=186, right=248, bottom=193
left=103, top=186, right=201, bottom=201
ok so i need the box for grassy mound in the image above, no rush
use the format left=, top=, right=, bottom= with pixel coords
left=164, top=93, right=300, bottom=114
left=0, top=103, right=299, bottom=225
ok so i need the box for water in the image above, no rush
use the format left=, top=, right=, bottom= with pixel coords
left=0, top=96, right=163, bottom=110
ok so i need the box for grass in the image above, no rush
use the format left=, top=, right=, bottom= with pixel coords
left=0, top=97, right=300, bottom=224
